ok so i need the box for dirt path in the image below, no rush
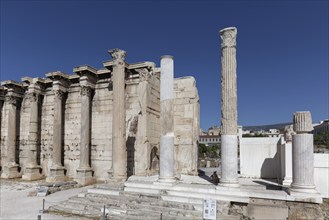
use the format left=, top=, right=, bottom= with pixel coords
left=0, top=179, right=91, bottom=220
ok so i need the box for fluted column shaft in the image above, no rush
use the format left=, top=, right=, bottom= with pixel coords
left=110, top=48, right=127, bottom=180
left=219, top=27, right=239, bottom=186
left=159, top=55, right=175, bottom=182
left=79, top=86, right=92, bottom=169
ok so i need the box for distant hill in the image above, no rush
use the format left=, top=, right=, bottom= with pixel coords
left=243, top=122, right=292, bottom=131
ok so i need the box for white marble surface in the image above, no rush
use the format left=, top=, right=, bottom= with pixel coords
left=291, top=134, right=316, bottom=193
left=220, top=135, right=239, bottom=186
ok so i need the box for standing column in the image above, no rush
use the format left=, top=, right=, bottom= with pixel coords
left=0, top=88, right=4, bottom=172
left=76, top=85, right=95, bottom=185
left=158, top=55, right=175, bottom=183
left=290, top=111, right=317, bottom=194
left=47, top=90, right=67, bottom=182
left=282, top=126, right=294, bottom=186
left=110, top=49, right=127, bottom=181
left=219, top=27, right=239, bottom=187
left=22, top=92, right=42, bottom=180
left=1, top=95, right=21, bottom=178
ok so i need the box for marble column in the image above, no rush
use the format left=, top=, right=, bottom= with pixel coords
left=282, top=126, right=294, bottom=186
left=47, top=90, right=67, bottom=182
left=219, top=27, right=239, bottom=187
left=76, top=85, right=95, bottom=185
left=1, top=95, right=21, bottom=178
left=159, top=55, right=175, bottom=183
left=22, top=92, right=42, bottom=180
left=109, top=48, right=127, bottom=181
left=290, top=111, right=317, bottom=194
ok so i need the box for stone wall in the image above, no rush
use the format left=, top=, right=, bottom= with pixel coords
left=173, top=77, right=199, bottom=176
left=90, top=77, right=113, bottom=180
left=240, top=137, right=282, bottom=179
left=0, top=58, right=200, bottom=182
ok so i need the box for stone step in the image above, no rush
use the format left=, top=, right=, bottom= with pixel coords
left=49, top=183, right=243, bottom=220
left=52, top=196, right=201, bottom=220
left=125, top=181, right=250, bottom=203
left=73, top=194, right=203, bottom=218
left=85, top=191, right=201, bottom=212
left=49, top=201, right=101, bottom=218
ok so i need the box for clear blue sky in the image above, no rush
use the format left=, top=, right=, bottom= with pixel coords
left=1, top=0, right=328, bottom=130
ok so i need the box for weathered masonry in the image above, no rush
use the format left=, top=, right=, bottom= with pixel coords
left=0, top=49, right=200, bottom=184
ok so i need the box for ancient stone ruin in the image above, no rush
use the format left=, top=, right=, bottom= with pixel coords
left=1, top=27, right=327, bottom=220
left=0, top=49, right=200, bottom=185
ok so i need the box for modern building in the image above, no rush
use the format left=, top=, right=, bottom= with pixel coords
left=313, top=120, right=329, bottom=135
left=199, top=135, right=220, bottom=146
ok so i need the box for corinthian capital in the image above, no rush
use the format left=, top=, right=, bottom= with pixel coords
left=25, top=92, right=39, bottom=103
left=220, top=27, right=237, bottom=48
left=53, top=90, right=65, bottom=100
left=5, top=95, right=17, bottom=106
left=109, top=48, right=126, bottom=65
left=136, top=68, right=152, bottom=82
left=80, top=86, right=92, bottom=97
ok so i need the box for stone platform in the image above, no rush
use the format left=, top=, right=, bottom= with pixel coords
left=124, top=175, right=322, bottom=204
left=48, top=175, right=323, bottom=220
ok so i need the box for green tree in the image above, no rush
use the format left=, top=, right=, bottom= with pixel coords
left=198, top=143, right=207, bottom=155
left=314, top=132, right=329, bottom=148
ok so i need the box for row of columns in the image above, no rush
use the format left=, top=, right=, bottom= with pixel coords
left=0, top=49, right=129, bottom=184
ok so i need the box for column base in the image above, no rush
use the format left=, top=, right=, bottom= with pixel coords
left=155, top=177, right=176, bottom=186
left=289, top=183, right=318, bottom=194
left=75, top=168, right=95, bottom=186
left=218, top=180, right=240, bottom=188
left=22, top=166, right=43, bottom=181
left=46, top=166, right=67, bottom=182
left=289, top=187, right=322, bottom=203
left=1, top=163, right=21, bottom=179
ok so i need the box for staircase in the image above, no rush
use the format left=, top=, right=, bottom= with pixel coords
left=48, top=183, right=240, bottom=220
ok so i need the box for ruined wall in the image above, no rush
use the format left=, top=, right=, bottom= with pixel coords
left=0, top=61, right=201, bottom=181
left=134, top=71, right=161, bottom=176
left=173, top=77, right=200, bottom=176
left=90, top=76, right=113, bottom=180
left=125, top=76, right=140, bottom=177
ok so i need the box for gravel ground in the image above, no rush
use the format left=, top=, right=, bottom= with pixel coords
left=0, top=179, right=91, bottom=220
